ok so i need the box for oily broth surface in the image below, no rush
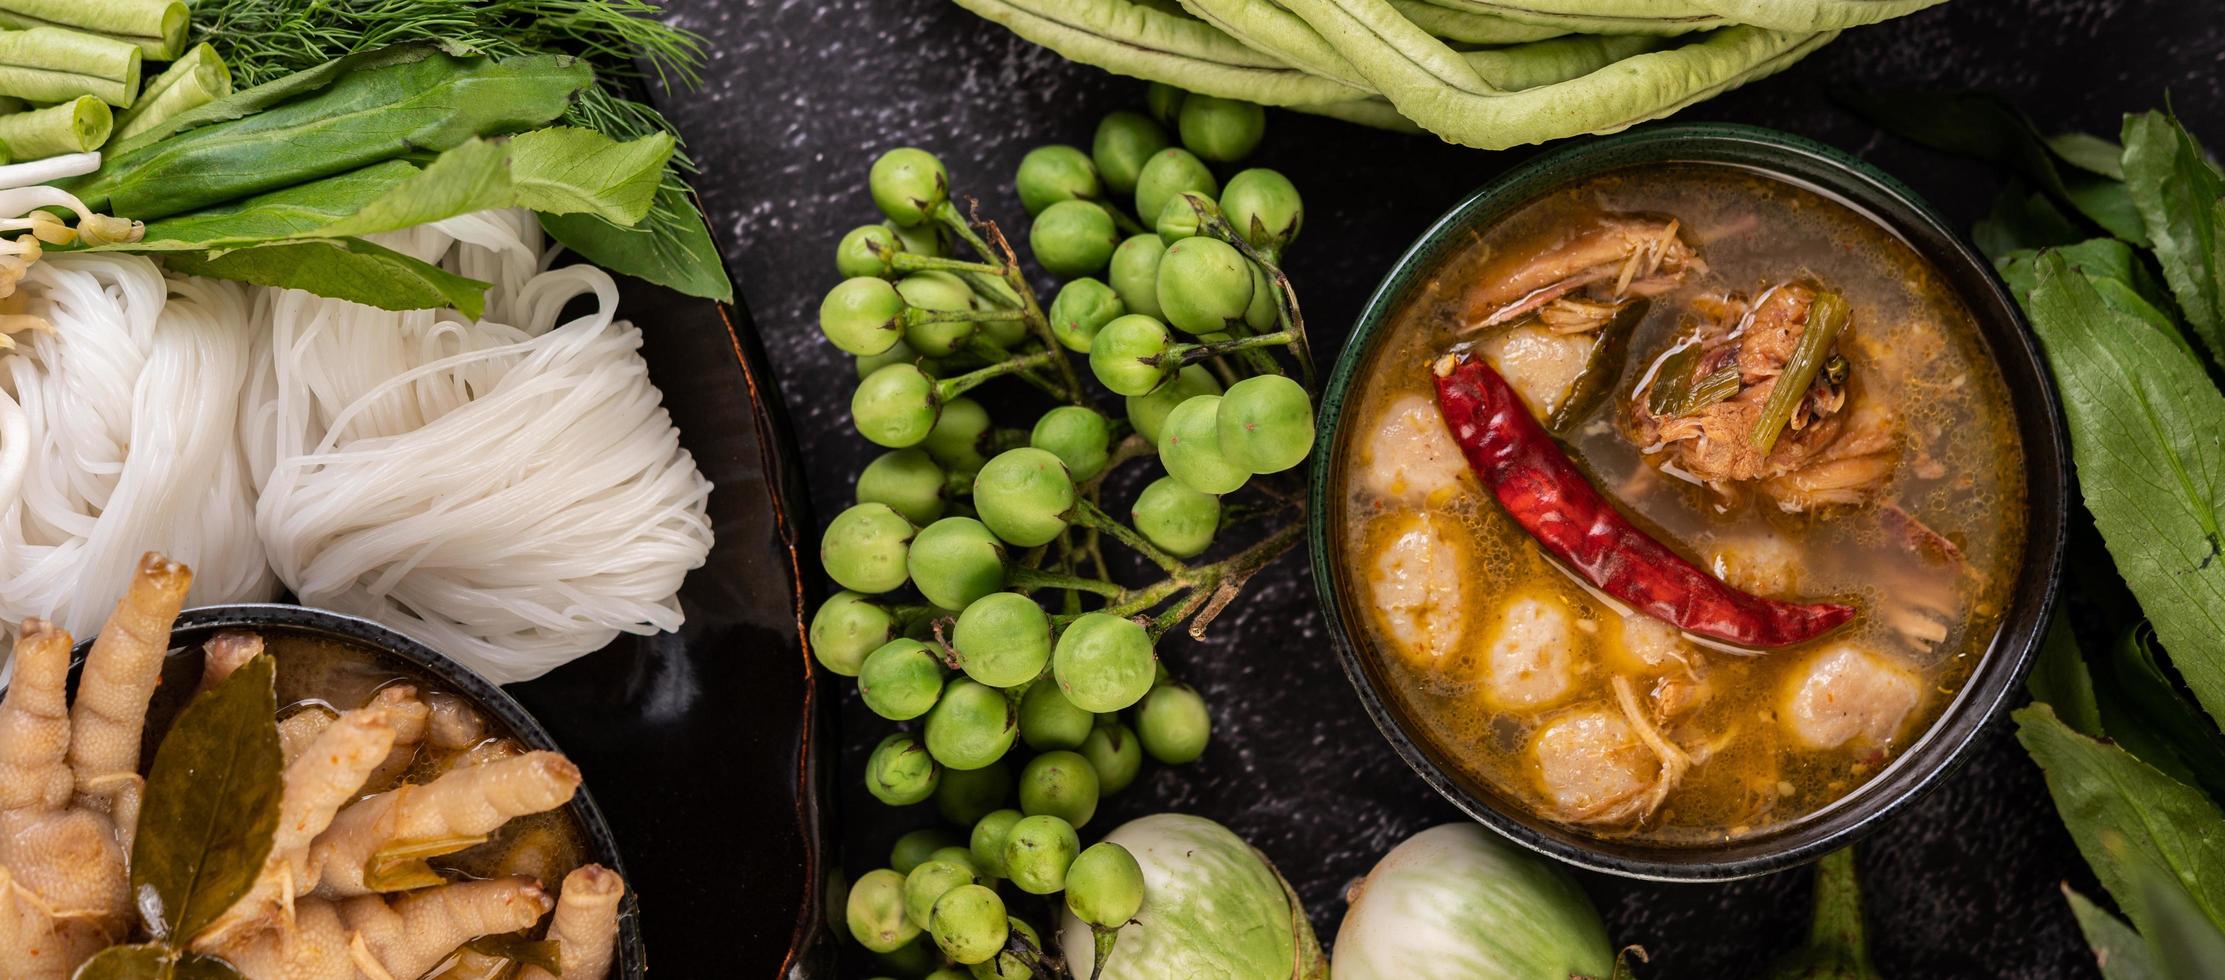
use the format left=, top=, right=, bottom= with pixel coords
left=1336, top=164, right=2027, bottom=844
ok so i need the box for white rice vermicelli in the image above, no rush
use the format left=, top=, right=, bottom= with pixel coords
left=239, top=211, right=715, bottom=683
left=0, top=253, right=275, bottom=639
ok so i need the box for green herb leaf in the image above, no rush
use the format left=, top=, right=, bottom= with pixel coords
left=132, top=160, right=422, bottom=247
left=2052, top=132, right=2130, bottom=180
left=2027, top=613, right=2103, bottom=738
left=2064, top=886, right=2163, bottom=980
left=165, top=237, right=491, bottom=318
left=2121, top=110, right=2225, bottom=364
left=509, top=126, right=673, bottom=225
left=2104, top=624, right=2225, bottom=802
left=1973, top=183, right=2082, bottom=262
left=130, top=654, right=280, bottom=944
left=1840, top=90, right=2148, bottom=245
left=541, top=184, right=734, bottom=302
left=104, top=43, right=443, bottom=157
left=2115, top=830, right=2225, bottom=979
left=1998, top=238, right=2184, bottom=351
left=1765, top=848, right=1880, bottom=979
left=2014, top=703, right=2225, bottom=937
left=72, top=51, right=591, bottom=220
left=2027, top=251, right=2225, bottom=728
left=72, top=945, right=243, bottom=980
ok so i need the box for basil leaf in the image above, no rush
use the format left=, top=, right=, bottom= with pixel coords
left=165, top=238, right=492, bottom=318
left=2027, top=251, right=2225, bottom=726
left=541, top=183, right=734, bottom=302
left=2064, top=887, right=2163, bottom=980
left=2014, top=703, right=2225, bottom=937
left=2027, top=613, right=2103, bottom=738
left=2122, top=110, right=2225, bottom=364
left=1840, top=90, right=2148, bottom=245
left=73, top=52, right=591, bottom=220
left=509, top=126, right=673, bottom=226
left=130, top=654, right=280, bottom=943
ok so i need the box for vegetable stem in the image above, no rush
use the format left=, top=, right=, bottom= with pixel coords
left=0, top=27, right=139, bottom=106
left=0, top=0, right=186, bottom=59
left=1074, top=498, right=1190, bottom=577
left=0, top=95, right=107, bottom=159
left=1164, top=330, right=1292, bottom=365
left=1751, top=291, right=1849, bottom=453
left=935, top=348, right=1065, bottom=399
left=889, top=251, right=1003, bottom=276
left=113, top=42, right=228, bottom=142
left=1007, top=566, right=1124, bottom=598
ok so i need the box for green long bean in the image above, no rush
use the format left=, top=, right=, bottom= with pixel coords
left=1386, top=0, right=1568, bottom=44
left=1417, top=0, right=1726, bottom=36
left=0, top=0, right=186, bottom=59
left=950, top=0, right=1369, bottom=106
left=1183, top=0, right=1656, bottom=95
left=0, top=94, right=110, bottom=157
left=0, top=27, right=139, bottom=107
left=1282, top=0, right=1832, bottom=148
left=1689, top=0, right=1947, bottom=31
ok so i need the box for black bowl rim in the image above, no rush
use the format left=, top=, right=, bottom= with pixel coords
left=1304, top=121, right=2071, bottom=882
left=65, top=602, right=649, bottom=976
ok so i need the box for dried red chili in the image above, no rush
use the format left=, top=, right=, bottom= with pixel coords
left=1432, top=354, right=1855, bottom=649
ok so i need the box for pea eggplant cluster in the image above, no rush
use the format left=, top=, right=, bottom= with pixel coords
left=809, top=84, right=1317, bottom=977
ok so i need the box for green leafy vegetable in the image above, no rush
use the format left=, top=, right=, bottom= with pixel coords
left=1996, top=237, right=2183, bottom=349
left=2122, top=110, right=2225, bottom=363
left=2126, top=835, right=2225, bottom=980
left=2064, top=887, right=2163, bottom=980
left=1841, top=90, right=2148, bottom=245
left=185, top=0, right=733, bottom=300
left=1972, top=183, right=2081, bottom=261
left=107, top=44, right=438, bottom=156
left=2025, top=252, right=2225, bottom=726
left=2027, top=614, right=2103, bottom=738
left=2014, top=703, right=2225, bottom=938
left=507, top=126, right=672, bottom=224
left=130, top=654, right=281, bottom=944
left=1765, top=848, right=1879, bottom=979
left=166, top=237, right=493, bottom=318
left=125, top=129, right=674, bottom=253
left=2104, top=625, right=2225, bottom=802
left=70, top=51, right=591, bottom=220
left=541, top=187, right=733, bottom=302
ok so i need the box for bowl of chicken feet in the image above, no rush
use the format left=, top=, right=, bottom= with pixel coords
left=1308, top=123, right=2070, bottom=881
left=0, top=551, right=642, bottom=978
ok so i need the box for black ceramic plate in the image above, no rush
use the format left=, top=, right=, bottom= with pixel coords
left=504, top=275, right=831, bottom=976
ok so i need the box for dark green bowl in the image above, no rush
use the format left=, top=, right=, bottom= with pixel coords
left=1305, top=122, right=2069, bottom=882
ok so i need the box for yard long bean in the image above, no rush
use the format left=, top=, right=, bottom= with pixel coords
left=1688, top=0, right=1946, bottom=31
left=950, top=0, right=1369, bottom=106
left=1386, top=0, right=1568, bottom=45
left=1416, top=0, right=1726, bottom=36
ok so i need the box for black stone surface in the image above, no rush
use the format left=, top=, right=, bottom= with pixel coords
left=661, top=1, right=2223, bottom=976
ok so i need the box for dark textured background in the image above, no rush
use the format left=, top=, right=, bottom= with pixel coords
left=661, top=1, right=2224, bottom=976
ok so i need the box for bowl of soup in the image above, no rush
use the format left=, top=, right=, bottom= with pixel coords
left=1308, top=123, right=2068, bottom=881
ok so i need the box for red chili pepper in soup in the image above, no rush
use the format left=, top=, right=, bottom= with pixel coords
left=1431, top=354, right=1855, bottom=649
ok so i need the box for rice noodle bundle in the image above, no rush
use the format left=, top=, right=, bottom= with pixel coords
left=241, top=211, right=714, bottom=683
left=0, top=253, right=275, bottom=638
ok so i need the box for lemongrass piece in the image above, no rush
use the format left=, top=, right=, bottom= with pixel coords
left=0, top=0, right=185, bottom=58
left=112, top=42, right=227, bottom=141
left=0, top=95, right=109, bottom=158
left=0, top=148, right=96, bottom=189
left=1750, top=290, right=1848, bottom=452
left=949, top=0, right=1372, bottom=107
left=1387, top=0, right=1568, bottom=43
left=0, top=28, right=139, bottom=106
left=1680, top=365, right=1742, bottom=414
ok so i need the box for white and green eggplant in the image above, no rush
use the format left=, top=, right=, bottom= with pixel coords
left=1060, top=812, right=1326, bottom=979
left=1333, top=823, right=1615, bottom=980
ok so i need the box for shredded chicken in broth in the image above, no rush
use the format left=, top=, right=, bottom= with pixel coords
left=1337, top=165, right=2026, bottom=843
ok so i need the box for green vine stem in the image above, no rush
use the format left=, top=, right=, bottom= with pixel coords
left=890, top=252, right=1005, bottom=276
left=1073, top=499, right=1189, bottom=577
left=936, top=348, right=1067, bottom=400
left=1163, top=330, right=1292, bottom=367
left=1010, top=566, right=1125, bottom=598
